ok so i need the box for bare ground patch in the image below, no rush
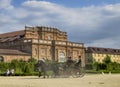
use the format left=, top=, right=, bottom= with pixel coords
left=0, top=74, right=120, bottom=87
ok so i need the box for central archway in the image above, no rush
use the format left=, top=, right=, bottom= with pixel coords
left=58, top=51, right=66, bottom=62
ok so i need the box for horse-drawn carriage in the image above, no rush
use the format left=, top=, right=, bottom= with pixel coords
left=35, top=58, right=85, bottom=78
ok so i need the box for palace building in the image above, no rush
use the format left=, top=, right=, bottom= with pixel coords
left=0, top=26, right=85, bottom=66
left=85, top=47, right=120, bottom=65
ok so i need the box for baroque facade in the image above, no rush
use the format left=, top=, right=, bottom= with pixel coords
left=0, top=26, right=85, bottom=66
left=85, top=47, right=120, bottom=65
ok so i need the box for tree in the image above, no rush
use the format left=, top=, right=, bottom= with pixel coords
left=24, top=63, right=31, bottom=73
left=103, top=55, right=112, bottom=71
left=28, top=58, right=37, bottom=63
left=103, top=55, right=111, bottom=64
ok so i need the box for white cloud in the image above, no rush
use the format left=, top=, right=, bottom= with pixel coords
left=22, top=0, right=58, bottom=9
left=0, top=0, right=14, bottom=10
left=0, top=0, right=120, bottom=49
left=10, top=8, right=29, bottom=19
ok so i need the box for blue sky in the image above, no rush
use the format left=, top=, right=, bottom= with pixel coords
left=0, top=0, right=120, bottom=49
left=12, top=0, right=120, bottom=7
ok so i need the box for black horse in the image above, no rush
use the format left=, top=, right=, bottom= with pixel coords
left=34, top=60, right=47, bottom=78
left=34, top=60, right=59, bottom=78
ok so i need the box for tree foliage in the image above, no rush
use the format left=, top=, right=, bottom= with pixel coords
left=0, top=58, right=37, bottom=76
left=103, top=55, right=111, bottom=64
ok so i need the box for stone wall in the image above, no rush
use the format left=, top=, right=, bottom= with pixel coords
left=1, top=55, right=30, bottom=62
left=32, top=44, right=52, bottom=60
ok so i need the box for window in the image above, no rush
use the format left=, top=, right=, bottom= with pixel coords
left=97, top=48, right=100, bottom=51
left=47, top=35, right=52, bottom=40
left=0, top=56, right=4, bottom=62
left=87, top=59, right=91, bottom=62
left=105, top=49, right=108, bottom=51
left=58, top=51, right=66, bottom=62
left=98, top=54, right=100, bottom=57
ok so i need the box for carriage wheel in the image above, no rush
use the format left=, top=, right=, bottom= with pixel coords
left=71, top=69, right=80, bottom=78
left=79, top=67, right=85, bottom=78
left=71, top=67, right=85, bottom=78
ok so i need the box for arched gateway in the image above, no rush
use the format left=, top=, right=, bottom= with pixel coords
left=58, top=51, right=66, bottom=62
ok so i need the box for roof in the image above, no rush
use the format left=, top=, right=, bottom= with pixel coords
left=86, top=47, right=120, bottom=55
left=0, top=30, right=25, bottom=38
left=0, top=30, right=25, bottom=42
left=0, top=49, right=30, bottom=56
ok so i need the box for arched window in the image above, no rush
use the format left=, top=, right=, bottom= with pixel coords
left=58, top=51, right=66, bottom=62
left=0, top=56, right=4, bottom=62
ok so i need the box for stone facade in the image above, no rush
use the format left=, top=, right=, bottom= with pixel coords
left=0, top=26, right=85, bottom=66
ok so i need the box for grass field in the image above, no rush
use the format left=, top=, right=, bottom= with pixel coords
left=0, top=74, right=120, bottom=87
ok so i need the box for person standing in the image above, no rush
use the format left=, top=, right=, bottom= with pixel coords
left=5, top=69, right=10, bottom=76
left=75, top=56, right=82, bottom=67
left=66, top=57, right=74, bottom=68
